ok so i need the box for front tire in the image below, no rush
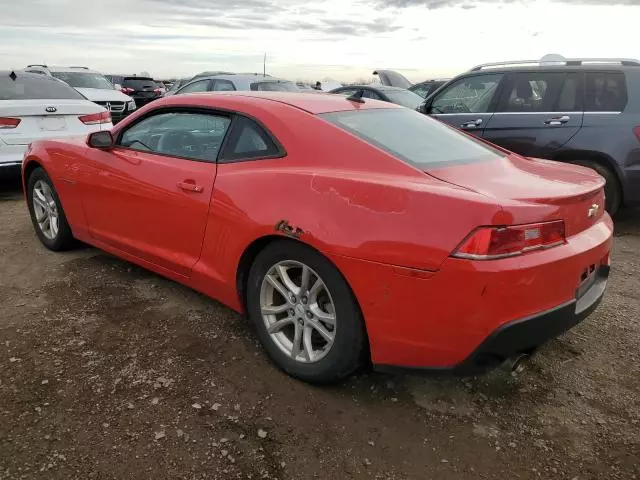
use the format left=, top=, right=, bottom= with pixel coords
left=26, top=167, right=75, bottom=251
left=246, top=240, right=367, bottom=383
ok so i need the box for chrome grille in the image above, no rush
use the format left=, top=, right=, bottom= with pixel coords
left=94, top=101, right=126, bottom=113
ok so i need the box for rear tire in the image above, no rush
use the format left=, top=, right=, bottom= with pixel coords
left=26, top=167, right=75, bottom=251
left=246, top=240, right=367, bottom=384
left=570, top=160, right=621, bottom=215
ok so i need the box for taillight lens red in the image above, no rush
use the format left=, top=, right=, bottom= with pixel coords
left=0, top=117, right=21, bottom=129
left=121, top=87, right=134, bottom=94
left=452, top=221, right=566, bottom=260
left=79, top=111, right=111, bottom=125
left=634, top=126, right=640, bottom=141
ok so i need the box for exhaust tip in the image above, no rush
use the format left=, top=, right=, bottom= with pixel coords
left=501, top=353, right=529, bottom=374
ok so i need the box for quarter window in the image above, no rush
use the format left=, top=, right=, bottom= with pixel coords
left=584, top=72, right=627, bottom=112
left=222, top=116, right=282, bottom=162
left=431, top=74, right=502, bottom=114
left=361, top=89, right=382, bottom=100
left=118, top=111, right=231, bottom=162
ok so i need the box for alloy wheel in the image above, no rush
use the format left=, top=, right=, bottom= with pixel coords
left=32, top=180, right=59, bottom=240
left=259, top=260, right=337, bottom=363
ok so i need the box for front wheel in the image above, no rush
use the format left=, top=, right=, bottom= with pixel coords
left=246, top=240, right=367, bottom=383
left=26, top=167, right=75, bottom=251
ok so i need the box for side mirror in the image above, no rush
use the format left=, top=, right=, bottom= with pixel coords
left=87, top=131, right=114, bottom=149
left=418, top=97, right=433, bottom=115
left=114, top=83, right=121, bottom=90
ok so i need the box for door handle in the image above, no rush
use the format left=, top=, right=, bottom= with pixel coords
left=544, top=115, right=570, bottom=126
left=461, top=118, right=483, bottom=129
left=177, top=180, right=203, bottom=193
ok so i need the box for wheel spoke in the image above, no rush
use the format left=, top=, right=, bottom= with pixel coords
left=42, top=216, right=51, bottom=231
left=33, top=194, right=47, bottom=210
left=276, top=265, right=299, bottom=295
left=35, top=208, right=47, bottom=222
left=34, top=187, right=47, bottom=204
left=50, top=216, right=59, bottom=237
left=300, top=266, right=311, bottom=293
left=308, top=278, right=323, bottom=302
left=267, top=317, right=293, bottom=334
left=266, top=274, right=292, bottom=303
left=291, top=322, right=303, bottom=359
left=307, top=317, right=335, bottom=344
left=310, top=304, right=336, bottom=326
left=302, top=325, right=314, bottom=362
left=261, top=303, right=289, bottom=316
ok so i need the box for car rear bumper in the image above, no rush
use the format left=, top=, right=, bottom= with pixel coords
left=328, top=214, right=614, bottom=371
left=376, top=265, right=609, bottom=375
left=0, top=143, right=27, bottom=167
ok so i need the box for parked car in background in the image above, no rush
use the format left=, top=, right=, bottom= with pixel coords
left=330, top=85, right=424, bottom=110
left=172, top=74, right=299, bottom=95
left=24, top=65, right=135, bottom=124
left=120, top=77, right=163, bottom=107
left=0, top=71, right=111, bottom=168
left=373, top=69, right=413, bottom=89
left=418, top=58, right=640, bottom=214
left=409, top=79, right=448, bottom=98
left=22, top=92, right=612, bottom=383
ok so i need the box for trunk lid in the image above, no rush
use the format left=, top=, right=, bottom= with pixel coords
left=427, top=154, right=606, bottom=236
left=0, top=99, right=107, bottom=145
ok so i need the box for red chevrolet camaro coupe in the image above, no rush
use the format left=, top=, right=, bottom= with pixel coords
left=22, top=92, right=613, bottom=383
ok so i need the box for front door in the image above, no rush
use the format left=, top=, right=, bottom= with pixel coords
left=79, top=110, right=231, bottom=276
left=427, top=73, right=504, bottom=137
left=482, top=72, right=584, bottom=158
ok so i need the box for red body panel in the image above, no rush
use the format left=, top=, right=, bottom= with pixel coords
left=22, top=92, right=614, bottom=369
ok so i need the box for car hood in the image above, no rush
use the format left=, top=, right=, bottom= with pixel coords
left=75, top=87, right=132, bottom=102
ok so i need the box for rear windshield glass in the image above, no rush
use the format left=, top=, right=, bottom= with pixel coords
left=250, top=81, right=298, bottom=92
left=52, top=72, right=114, bottom=90
left=320, top=108, right=504, bottom=168
left=384, top=90, right=424, bottom=109
left=122, top=78, right=157, bottom=89
left=0, top=74, right=85, bottom=100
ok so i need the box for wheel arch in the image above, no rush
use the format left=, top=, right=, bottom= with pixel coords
left=234, top=234, right=371, bottom=356
left=22, top=157, right=45, bottom=192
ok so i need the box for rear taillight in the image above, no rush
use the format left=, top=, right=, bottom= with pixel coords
left=0, top=117, right=21, bottom=129
left=121, top=87, right=134, bottom=94
left=153, top=88, right=162, bottom=94
left=452, top=220, right=566, bottom=260
left=634, top=126, right=640, bottom=142
left=79, top=111, right=111, bottom=125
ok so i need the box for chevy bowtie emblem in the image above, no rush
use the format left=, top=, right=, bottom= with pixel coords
left=588, top=204, right=600, bottom=218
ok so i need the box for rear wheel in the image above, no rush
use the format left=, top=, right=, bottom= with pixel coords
left=26, top=167, right=75, bottom=251
left=570, top=160, right=621, bottom=215
left=246, top=240, right=367, bottom=383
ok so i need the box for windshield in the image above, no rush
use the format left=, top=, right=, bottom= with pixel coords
left=384, top=90, right=424, bottom=109
left=122, top=78, right=157, bottom=89
left=320, top=108, right=504, bottom=168
left=250, top=81, right=298, bottom=92
left=0, top=74, right=85, bottom=100
left=52, top=72, right=114, bottom=90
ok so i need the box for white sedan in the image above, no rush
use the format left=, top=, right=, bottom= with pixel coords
left=0, top=71, right=112, bottom=168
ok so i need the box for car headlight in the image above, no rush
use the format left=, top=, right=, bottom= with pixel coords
left=128, top=100, right=136, bottom=111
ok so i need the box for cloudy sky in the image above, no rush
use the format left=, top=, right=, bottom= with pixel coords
left=1, top=0, right=639, bottom=82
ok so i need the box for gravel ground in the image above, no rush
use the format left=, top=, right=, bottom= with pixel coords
left=1, top=170, right=639, bottom=480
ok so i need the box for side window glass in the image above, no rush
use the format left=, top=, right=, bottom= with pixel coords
left=118, top=112, right=231, bottom=161
left=177, top=80, right=210, bottom=95
left=431, top=74, right=502, bottom=114
left=498, top=72, right=565, bottom=113
left=412, top=86, right=428, bottom=98
left=361, top=89, right=381, bottom=100
left=556, top=73, right=580, bottom=112
left=213, top=80, right=236, bottom=92
left=222, top=116, right=282, bottom=162
left=584, top=72, right=628, bottom=112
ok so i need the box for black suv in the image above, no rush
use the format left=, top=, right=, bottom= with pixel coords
left=120, top=77, right=162, bottom=108
left=419, top=58, right=640, bottom=213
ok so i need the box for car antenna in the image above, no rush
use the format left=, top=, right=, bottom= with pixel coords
left=346, top=90, right=365, bottom=104
left=9, top=71, right=17, bottom=81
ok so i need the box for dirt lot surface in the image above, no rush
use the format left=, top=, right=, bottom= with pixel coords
left=1, top=170, right=639, bottom=480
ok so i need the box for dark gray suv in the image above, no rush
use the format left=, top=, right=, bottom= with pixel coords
left=419, top=58, right=640, bottom=214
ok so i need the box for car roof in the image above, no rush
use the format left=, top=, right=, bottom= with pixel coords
left=162, top=91, right=400, bottom=114
left=123, top=76, right=155, bottom=81
left=3, top=70, right=67, bottom=82
left=40, top=66, right=102, bottom=74
left=194, top=74, right=292, bottom=83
